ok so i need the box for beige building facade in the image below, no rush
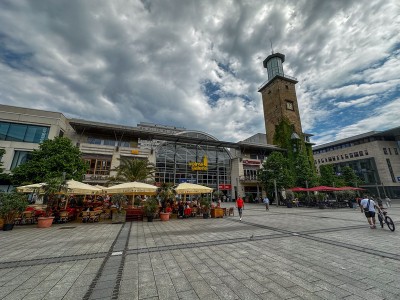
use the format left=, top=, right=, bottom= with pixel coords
left=313, top=128, right=400, bottom=198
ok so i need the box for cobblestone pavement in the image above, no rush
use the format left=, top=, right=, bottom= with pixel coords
left=0, top=201, right=399, bottom=300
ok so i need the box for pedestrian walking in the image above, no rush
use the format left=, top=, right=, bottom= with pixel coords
left=263, top=196, right=269, bottom=211
left=360, top=195, right=377, bottom=229
left=236, top=196, right=244, bottom=221
left=384, top=195, right=391, bottom=208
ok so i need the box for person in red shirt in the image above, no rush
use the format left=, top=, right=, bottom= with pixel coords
left=236, top=197, right=244, bottom=221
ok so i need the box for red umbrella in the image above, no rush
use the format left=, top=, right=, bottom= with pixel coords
left=289, top=187, right=309, bottom=192
left=307, top=186, right=341, bottom=192
left=336, top=186, right=365, bottom=191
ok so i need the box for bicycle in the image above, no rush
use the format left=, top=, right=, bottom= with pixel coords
left=377, top=208, right=395, bottom=231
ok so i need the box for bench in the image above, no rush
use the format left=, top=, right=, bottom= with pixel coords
left=125, top=208, right=144, bottom=221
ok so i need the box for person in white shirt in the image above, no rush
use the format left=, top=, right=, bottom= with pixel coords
left=384, top=196, right=391, bottom=208
left=263, top=196, right=269, bottom=211
left=360, top=195, right=377, bottom=229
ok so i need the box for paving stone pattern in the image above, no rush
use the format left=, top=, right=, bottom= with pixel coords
left=0, top=201, right=399, bottom=299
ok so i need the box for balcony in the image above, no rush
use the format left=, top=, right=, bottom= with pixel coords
left=239, top=175, right=260, bottom=183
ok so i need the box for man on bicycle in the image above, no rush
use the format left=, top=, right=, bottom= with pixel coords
left=236, top=196, right=244, bottom=221
left=360, top=195, right=377, bottom=229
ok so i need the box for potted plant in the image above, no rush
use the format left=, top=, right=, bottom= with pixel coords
left=158, top=183, right=174, bottom=221
left=39, top=176, right=68, bottom=228
left=111, top=193, right=127, bottom=223
left=143, top=196, right=158, bottom=222
left=0, top=191, right=28, bottom=231
left=200, top=197, right=211, bottom=219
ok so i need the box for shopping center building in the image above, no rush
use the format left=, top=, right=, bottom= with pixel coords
left=0, top=104, right=283, bottom=199
left=313, top=127, right=400, bottom=198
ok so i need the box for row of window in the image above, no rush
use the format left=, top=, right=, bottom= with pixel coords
left=383, top=148, right=399, bottom=155
left=313, top=136, right=395, bottom=154
left=315, top=150, right=369, bottom=164
left=0, top=122, right=49, bottom=144
left=87, top=137, right=134, bottom=148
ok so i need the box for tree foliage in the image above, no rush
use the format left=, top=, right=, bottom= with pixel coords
left=0, top=191, right=28, bottom=223
left=11, top=137, right=87, bottom=185
left=258, top=151, right=294, bottom=193
left=0, top=149, right=12, bottom=185
left=340, top=166, right=361, bottom=187
left=109, top=158, right=155, bottom=183
left=319, top=164, right=336, bottom=186
left=294, top=151, right=318, bottom=187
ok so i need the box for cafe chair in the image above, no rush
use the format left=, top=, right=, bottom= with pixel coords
left=101, top=209, right=111, bottom=220
left=89, top=211, right=100, bottom=222
left=22, top=211, right=34, bottom=224
left=228, top=207, right=234, bottom=216
left=59, top=211, right=69, bottom=223
left=81, top=211, right=90, bottom=223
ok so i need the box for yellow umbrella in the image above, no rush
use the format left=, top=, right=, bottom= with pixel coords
left=65, top=180, right=102, bottom=195
left=104, top=181, right=157, bottom=195
left=175, top=183, right=213, bottom=195
left=16, top=183, right=46, bottom=193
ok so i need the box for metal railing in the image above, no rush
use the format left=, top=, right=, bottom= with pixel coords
left=258, top=74, right=298, bottom=90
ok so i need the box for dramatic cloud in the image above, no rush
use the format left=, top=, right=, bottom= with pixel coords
left=0, top=0, right=399, bottom=145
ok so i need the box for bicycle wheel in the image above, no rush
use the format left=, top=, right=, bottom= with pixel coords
left=385, top=216, right=395, bottom=232
left=378, top=214, right=384, bottom=228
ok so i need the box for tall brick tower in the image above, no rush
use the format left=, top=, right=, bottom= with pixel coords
left=258, top=53, right=303, bottom=144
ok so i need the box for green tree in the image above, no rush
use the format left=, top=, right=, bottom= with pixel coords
left=0, top=149, right=12, bottom=185
left=258, top=152, right=294, bottom=194
left=11, top=137, right=88, bottom=185
left=294, top=151, right=318, bottom=187
left=109, top=158, right=155, bottom=183
left=340, top=166, right=361, bottom=187
left=319, top=164, right=336, bottom=186
left=42, top=176, right=69, bottom=216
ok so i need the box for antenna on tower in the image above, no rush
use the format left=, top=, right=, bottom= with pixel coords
left=269, top=39, right=274, bottom=54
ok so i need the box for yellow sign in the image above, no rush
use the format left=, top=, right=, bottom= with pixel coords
left=189, top=155, right=208, bottom=171
left=131, top=149, right=139, bottom=154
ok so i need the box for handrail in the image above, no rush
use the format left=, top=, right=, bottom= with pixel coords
left=258, top=74, right=298, bottom=90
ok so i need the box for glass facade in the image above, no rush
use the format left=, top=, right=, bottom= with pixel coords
left=155, top=132, right=231, bottom=189
left=11, top=150, right=32, bottom=170
left=266, top=57, right=284, bottom=80
left=0, top=121, right=49, bottom=143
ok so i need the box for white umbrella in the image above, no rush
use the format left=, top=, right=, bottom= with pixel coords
left=104, top=181, right=157, bottom=195
left=65, top=180, right=102, bottom=195
left=175, top=183, right=213, bottom=195
left=16, top=183, right=46, bottom=193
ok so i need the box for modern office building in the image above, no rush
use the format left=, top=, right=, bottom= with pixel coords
left=0, top=104, right=282, bottom=199
left=313, top=127, right=400, bottom=198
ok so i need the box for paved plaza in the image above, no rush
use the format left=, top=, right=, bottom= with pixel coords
left=0, top=202, right=399, bottom=300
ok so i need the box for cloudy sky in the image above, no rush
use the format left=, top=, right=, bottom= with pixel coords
left=0, top=0, right=399, bottom=146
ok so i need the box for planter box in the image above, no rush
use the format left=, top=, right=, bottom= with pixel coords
left=211, top=208, right=224, bottom=218
left=112, top=210, right=127, bottom=223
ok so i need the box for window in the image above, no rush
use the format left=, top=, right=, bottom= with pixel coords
left=349, top=153, right=353, bottom=158
left=388, top=148, right=392, bottom=155
left=386, top=159, right=396, bottom=183
left=359, top=151, right=364, bottom=156
left=87, top=137, right=102, bottom=145
left=0, top=121, right=49, bottom=143
left=383, top=148, right=388, bottom=155
left=285, top=85, right=289, bottom=90
left=11, top=151, right=31, bottom=169
left=286, top=101, right=294, bottom=111
left=395, top=148, right=399, bottom=155
left=354, top=152, right=359, bottom=157
left=345, top=154, right=349, bottom=159
left=365, top=150, right=369, bottom=155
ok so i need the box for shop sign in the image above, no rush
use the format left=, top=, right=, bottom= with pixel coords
left=189, top=155, right=208, bottom=171
left=218, top=184, right=232, bottom=190
left=242, top=159, right=261, bottom=165
left=131, top=149, right=139, bottom=154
